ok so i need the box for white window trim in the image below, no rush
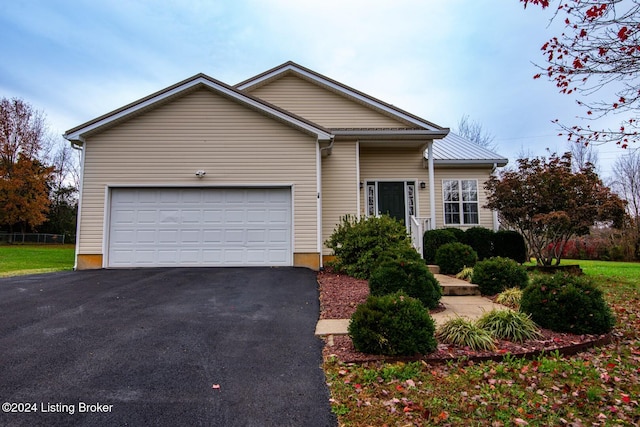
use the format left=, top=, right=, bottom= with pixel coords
left=442, top=179, right=480, bottom=226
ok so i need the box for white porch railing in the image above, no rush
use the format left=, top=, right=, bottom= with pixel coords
left=409, top=216, right=432, bottom=258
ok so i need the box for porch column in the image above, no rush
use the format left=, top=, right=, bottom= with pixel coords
left=427, top=140, right=436, bottom=230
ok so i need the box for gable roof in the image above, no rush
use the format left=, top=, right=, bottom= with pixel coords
left=64, top=73, right=333, bottom=143
left=428, top=132, right=508, bottom=166
left=236, top=61, right=449, bottom=138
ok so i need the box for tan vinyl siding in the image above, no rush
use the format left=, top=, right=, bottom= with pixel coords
left=321, top=140, right=358, bottom=255
left=247, top=75, right=410, bottom=129
left=431, top=168, right=496, bottom=230
left=359, top=147, right=428, bottom=218
left=78, top=88, right=318, bottom=256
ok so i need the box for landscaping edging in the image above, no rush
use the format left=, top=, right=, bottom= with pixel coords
left=325, top=333, right=613, bottom=364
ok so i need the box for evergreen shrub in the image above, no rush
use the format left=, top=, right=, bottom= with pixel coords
left=348, top=292, right=437, bottom=356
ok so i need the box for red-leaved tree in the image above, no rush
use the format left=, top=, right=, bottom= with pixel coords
left=484, top=152, right=626, bottom=265
left=520, top=0, right=640, bottom=148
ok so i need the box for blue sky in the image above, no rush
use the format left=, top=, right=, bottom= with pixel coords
left=0, top=0, right=627, bottom=176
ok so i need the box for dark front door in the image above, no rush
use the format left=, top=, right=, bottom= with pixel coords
left=377, top=182, right=406, bottom=224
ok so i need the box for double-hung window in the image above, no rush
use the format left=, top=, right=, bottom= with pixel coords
left=443, top=179, right=479, bottom=225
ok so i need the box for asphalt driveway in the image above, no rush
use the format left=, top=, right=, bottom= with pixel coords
left=0, top=268, right=336, bottom=427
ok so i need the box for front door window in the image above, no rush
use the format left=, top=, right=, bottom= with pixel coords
left=366, top=181, right=416, bottom=226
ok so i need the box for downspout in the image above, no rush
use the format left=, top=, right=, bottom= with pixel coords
left=69, top=136, right=86, bottom=270
left=355, top=140, right=361, bottom=219
left=317, top=137, right=334, bottom=269
left=316, top=140, right=323, bottom=269
left=492, top=162, right=499, bottom=231
left=427, top=140, right=436, bottom=230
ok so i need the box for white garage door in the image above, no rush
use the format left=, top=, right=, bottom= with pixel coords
left=108, top=187, right=292, bottom=267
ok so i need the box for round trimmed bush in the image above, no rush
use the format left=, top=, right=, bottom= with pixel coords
left=492, top=230, right=528, bottom=264
left=442, top=227, right=466, bottom=242
left=348, top=292, right=437, bottom=356
left=471, top=257, right=529, bottom=295
left=423, top=229, right=458, bottom=264
left=434, top=242, right=478, bottom=275
left=369, top=259, right=442, bottom=309
left=463, top=226, right=495, bottom=260
left=520, top=273, right=615, bottom=335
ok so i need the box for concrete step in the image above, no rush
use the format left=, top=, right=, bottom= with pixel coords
left=427, top=265, right=440, bottom=274
left=440, top=283, right=481, bottom=296
left=434, top=273, right=481, bottom=296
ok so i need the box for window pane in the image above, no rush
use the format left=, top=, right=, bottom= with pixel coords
left=445, top=202, right=460, bottom=224
left=463, top=203, right=479, bottom=224
left=443, top=180, right=459, bottom=201
left=462, top=180, right=478, bottom=201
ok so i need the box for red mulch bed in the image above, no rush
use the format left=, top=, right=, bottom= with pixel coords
left=317, top=269, right=611, bottom=363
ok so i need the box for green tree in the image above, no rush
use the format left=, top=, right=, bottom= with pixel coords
left=484, top=152, right=626, bottom=266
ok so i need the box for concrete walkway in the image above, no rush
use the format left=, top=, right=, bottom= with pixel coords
left=315, top=275, right=509, bottom=336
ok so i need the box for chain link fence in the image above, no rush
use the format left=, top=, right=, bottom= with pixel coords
left=0, top=233, right=67, bottom=244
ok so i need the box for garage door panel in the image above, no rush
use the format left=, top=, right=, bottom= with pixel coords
left=247, top=229, right=266, bottom=244
left=202, top=249, right=223, bottom=262
left=108, top=188, right=291, bottom=267
left=158, top=229, right=179, bottom=243
left=247, top=209, right=267, bottom=223
left=158, top=250, right=179, bottom=263
left=136, top=230, right=157, bottom=244
left=203, top=210, right=223, bottom=223
left=224, top=249, right=244, bottom=263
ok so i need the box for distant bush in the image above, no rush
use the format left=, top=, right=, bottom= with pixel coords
left=492, top=230, right=528, bottom=264
left=471, top=257, right=529, bottom=295
left=463, top=227, right=495, bottom=261
left=435, top=242, right=477, bottom=275
left=520, top=273, right=615, bottom=335
left=326, top=215, right=416, bottom=279
left=422, top=229, right=458, bottom=264
left=349, top=292, right=437, bottom=356
left=369, top=260, right=442, bottom=309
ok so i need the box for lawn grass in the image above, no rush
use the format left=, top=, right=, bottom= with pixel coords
left=325, top=260, right=640, bottom=426
left=0, top=244, right=75, bottom=277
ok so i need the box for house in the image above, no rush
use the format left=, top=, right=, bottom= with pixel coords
left=64, top=61, right=508, bottom=270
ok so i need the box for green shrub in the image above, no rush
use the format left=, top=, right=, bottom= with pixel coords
left=369, top=260, right=442, bottom=309
left=492, top=230, right=528, bottom=264
left=495, top=287, right=523, bottom=309
left=442, top=227, right=466, bottom=242
left=463, top=227, right=495, bottom=261
left=476, top=310, right=542, bottom=343
left=325, top=215, right=416, bottom=279
left=423, top=229, right=458, bottom=264
left=348, top=292, right=437, bottom=356
left=436, top=317, right=496, bottom=351
left=434, top=242, right=478, bottom=275
left=520, top=273, right=615, bottom=335
left=471, top=257, right=529, bottom=295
